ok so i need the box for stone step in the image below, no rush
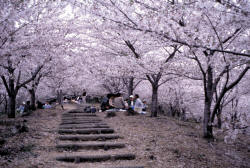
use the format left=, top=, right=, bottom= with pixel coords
left=58, top=134, right=120, bottom=141
left=56, top=142, right=125, bottom=151
left=56, top=153, right=135, bottom=163
left=67, top=110, right=87, bottom=113
left=59, top=123, right=108, bottom=126
left=61, top=119, right=102, bottom=122
left=58, top=128, right=114, bottom=134
left=59, top=125, right=110, bottom=129
left=62, top=114, right=96, bottom=117
left=60, top=121, right=105, bottom=125
left=61, top=117, right=100, bottom=120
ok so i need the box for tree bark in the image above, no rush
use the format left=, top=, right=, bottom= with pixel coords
left=57, top=89, right=64, bottom=109
left=29, top=89, right=36, bottom=110
left=7, top=77, right=16, bottom=118
left=203, top=100, right=213, bottom=138
left=151, top=86, right=158, bottom=117
left=128, top=77, right=134, bottom=96
left=203, top=65, right=213, bottom=139
left=8, top=94, right=16, bottom=118
left=216, top=108, right=222, bottom=129
left=4, top=95, right=8, bottom=114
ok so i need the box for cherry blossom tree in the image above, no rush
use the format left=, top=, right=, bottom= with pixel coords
left=0, top=0, right=75, bottom=117
left=1, top=0, right=249, bottom=140
left=72, top=0, right=250, bottom=137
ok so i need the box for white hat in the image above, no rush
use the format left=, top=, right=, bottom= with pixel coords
left=129, top=95, right=134, bottom=98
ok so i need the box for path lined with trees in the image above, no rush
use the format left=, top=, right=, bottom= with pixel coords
left=0, top=1, right=250, bottom=167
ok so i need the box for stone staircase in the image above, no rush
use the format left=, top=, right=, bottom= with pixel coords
left=55, top=109, right=144, bottom=168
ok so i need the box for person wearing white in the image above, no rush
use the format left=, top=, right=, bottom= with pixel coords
left=134, top=94, right=144, bottom=114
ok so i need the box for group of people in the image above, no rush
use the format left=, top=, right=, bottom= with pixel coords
left=127, top=94, right=147, bottom=114
left=17, top=101, right=31, bottom=114
left=100, top=93, right=147, bottom=114
left=17, top=100, right=52, bottom=115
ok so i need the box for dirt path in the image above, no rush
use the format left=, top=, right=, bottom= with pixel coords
left=0, top=103, right=249, bottom=168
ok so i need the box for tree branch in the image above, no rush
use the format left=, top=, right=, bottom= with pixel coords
left=110, top=0, right=138, bottom=26
left=1, top=76, right=11, bottom=96
left=146, top=74, right=154, bottom=84
left=211, top=66, right=249, bottom=122
left=165, top=45, right=181, bottom=63
left=16, top=70, right=21, bottom=87
left=18, top=65, right=43, bottom=89
left=124, top=40, right=140, bottom=58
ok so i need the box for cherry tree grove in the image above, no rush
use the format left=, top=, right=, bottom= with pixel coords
left=0, top=0, right=249, bottom=139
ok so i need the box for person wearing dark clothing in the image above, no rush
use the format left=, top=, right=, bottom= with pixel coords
left=24, top=101, right=31, bottom=112
left=126, top=95, right=136, bottom=115
left=37, top=101, right=44, bottom=109
left=21, top=101, right=32, bottom=116
left=100, top=95, right=109, bottom=111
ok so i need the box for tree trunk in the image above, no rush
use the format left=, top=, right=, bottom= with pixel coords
left=4, top=95, right=8, bottom=114
left=29, top=89, right=36, bottom=110
left=203, top=100, right=213, bottom=138
left=216, top=108, right=222, bottom=129
left=7, top=77, right=16, bottom=118
left=8, top=95, right=16, bottom=118
left=203, top=65, right=213, bottom=139
left=151, top=86, right=158, bottom=117
left=128, top=77, right=134, bottom=96
left=57, top=89, right=64, bottom=110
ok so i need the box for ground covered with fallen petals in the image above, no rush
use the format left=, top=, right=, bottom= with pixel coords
left=0, top=103, right=249, bottom=168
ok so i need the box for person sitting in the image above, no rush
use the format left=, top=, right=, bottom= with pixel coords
left=100, top=95, right=109, bottom=112
left=37, top=100, right=44, bottom=109
left=17, top=103, right=25, bottom=114
left=134, top=94, right=144, bottom=114
left=142, top=100, right=148, bottom=111
left=21, top=101, right=32, bottom=116
left=43, top=102, right=52, bottom=109
left=126, top=95, right=136, bottom=115
left=24, top=101, right=31, bottom=112
left=107, top=93, right=115, bottom=109
left=113, top=93, right=126, bottom=109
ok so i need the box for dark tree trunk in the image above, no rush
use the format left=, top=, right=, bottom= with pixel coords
left=8, top=78, right=16, bottom=118
left=216, top=108, right=222, bottom=129
left=203, top=100, right=213, bottom=138
left=4, top=95, right=8, bottom=114
left=128, top=77, right=134, bottom=96
left=146, top=73, right=161, bottom=118
left=57, top=89, right=64, bottom=110
left=151, top=86, right=158, bottom=117
left=29, top=89, right=36, bottom=110
left=203, top=65, right=213, bottom=139
left=8, top=95, right=16, bottom=118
